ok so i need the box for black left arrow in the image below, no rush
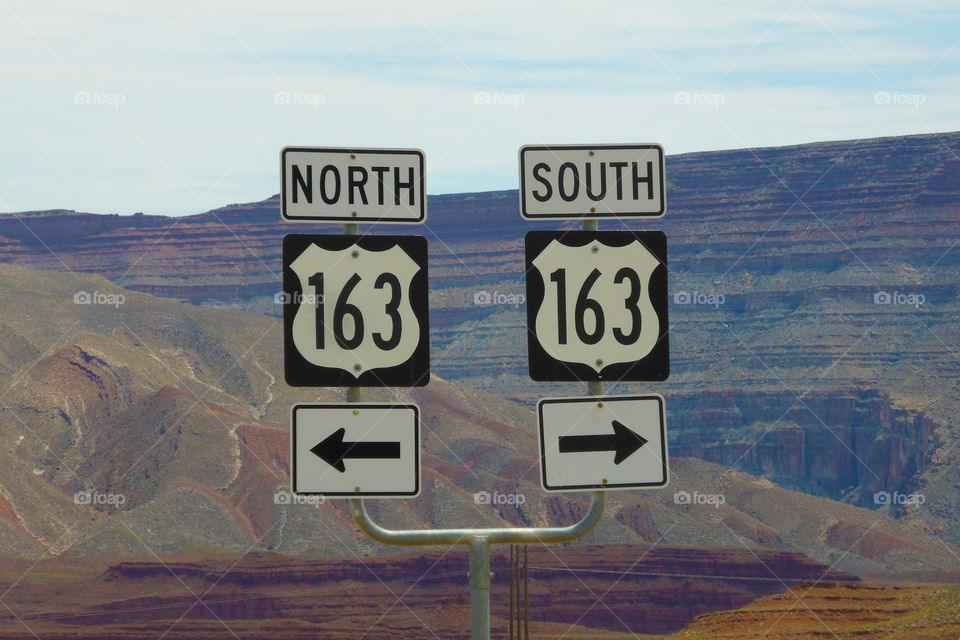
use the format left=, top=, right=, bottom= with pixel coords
left=310, top=428, right=401, bottom=473
left=558, top=420, right=648, bottom=464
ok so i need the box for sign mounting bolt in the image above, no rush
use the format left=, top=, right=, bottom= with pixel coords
left=591, top=245, right=599, bottom=254
left=353, top=363, right=362, bottom=372
left=351, top=250, right=360, bottom=258
left=352, top=409, right=359, bottom=416
left=595, top=359, right=603, bottom=367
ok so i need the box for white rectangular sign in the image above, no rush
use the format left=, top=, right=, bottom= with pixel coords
left=281, top=147, right=425, bottom=223
left=292, top=403, right=420, bottom=498
left=519, top=144, right=665, bottom=219
left=538, top=394, right=668, bottom=492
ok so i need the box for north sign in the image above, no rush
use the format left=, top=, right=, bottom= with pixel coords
left=281, top=147, right=425, bottom=223
left=538, top=395, right=668, bottom=492
left=525, top=230, right=669, bottom=382
left=283, top=234, right=429, bottom=387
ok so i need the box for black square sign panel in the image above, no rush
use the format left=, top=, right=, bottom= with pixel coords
left=525, top=230, right=669, bottom=382
left=283, top=234, right=430, bottom=387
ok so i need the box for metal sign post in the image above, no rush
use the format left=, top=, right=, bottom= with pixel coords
left=277, top=144, right=675, bottom=640
left=348, top=491, right=605, bottom=640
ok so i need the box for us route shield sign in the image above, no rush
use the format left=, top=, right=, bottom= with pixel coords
left=525, top=230, right=669, bottom=382
left=283, top=234, right=429, bottom=387
left=538, top=394, right=668, bottom=492
left=292, top=403, right=420, bottom=497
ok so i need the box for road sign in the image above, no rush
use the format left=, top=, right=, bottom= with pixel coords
left=519, top=144, right=664, bottom=219
left=538, top=394, right=668, bottom=492
left=525, top=230, right=669, bottom=382
left=283, top=234, right=429, bottom=387
left=292, top=403, right=420, bottom=497
left=281, top=147, right=425, bottom=223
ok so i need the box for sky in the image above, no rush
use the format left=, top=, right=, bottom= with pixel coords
left=1, top=1, right=958, bottom=216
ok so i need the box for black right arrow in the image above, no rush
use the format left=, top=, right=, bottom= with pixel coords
left=310, top=428, right=401, bottom=473
left=558, top=420, right=648, bottom=464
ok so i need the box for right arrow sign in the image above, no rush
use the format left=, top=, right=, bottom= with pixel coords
left=539, top=395, right=668, bottom=492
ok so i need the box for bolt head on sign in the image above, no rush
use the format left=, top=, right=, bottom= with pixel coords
left=281, top=147, right=425, bottom=223
left=525, top=230, right=669, bottom=382
left=283, top=234, right=430, bottom=387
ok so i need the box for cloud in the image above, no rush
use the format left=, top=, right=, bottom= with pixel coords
left=0, top=0, right=957, bottom=214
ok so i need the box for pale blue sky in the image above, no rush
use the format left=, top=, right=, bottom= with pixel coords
left=1, top=1, right=958, bottom=215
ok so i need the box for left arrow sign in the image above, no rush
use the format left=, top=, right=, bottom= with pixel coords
left=311, top=427, right=402, bottom=472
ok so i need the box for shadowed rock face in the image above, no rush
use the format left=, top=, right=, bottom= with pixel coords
left=0, top=263, right=953, bottom=577
left=669, top=388, right=941, bottom=504
left=0, top=545, right=857, bottom=638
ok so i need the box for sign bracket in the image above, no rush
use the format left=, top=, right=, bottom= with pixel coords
left=348, top=491, right=605, bottom=640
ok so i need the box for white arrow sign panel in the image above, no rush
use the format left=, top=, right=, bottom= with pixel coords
left=538, top=395, right=668, bottom=492
left=292, top=403, right=420, bottom=497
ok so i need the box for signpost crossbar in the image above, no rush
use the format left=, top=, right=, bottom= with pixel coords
left=348, top=492, right=605, bottom=640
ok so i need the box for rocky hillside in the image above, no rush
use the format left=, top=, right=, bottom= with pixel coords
left=668, top=583, right=960, bottom=639
left=0, top=546, right=856, bottom=638
left=1, top=131, right=958, bottom=544
left=0, top=263, right=952, bottom=580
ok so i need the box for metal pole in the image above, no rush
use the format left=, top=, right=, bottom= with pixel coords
left=523, top=546, right=529, bottom=640
left=468, top=536, right=491, bottom=640
left=514, top=545, right=520, bottom=635
left=343, top=216, right=608, bottom=638
left=349, top=490, right=604, bottom=546
left=508, top=546, right=514, bottom=640
left=348, top=495, right=603, bottom=640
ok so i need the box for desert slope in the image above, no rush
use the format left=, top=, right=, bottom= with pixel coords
left=0, top=263, right=950, bottom=582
